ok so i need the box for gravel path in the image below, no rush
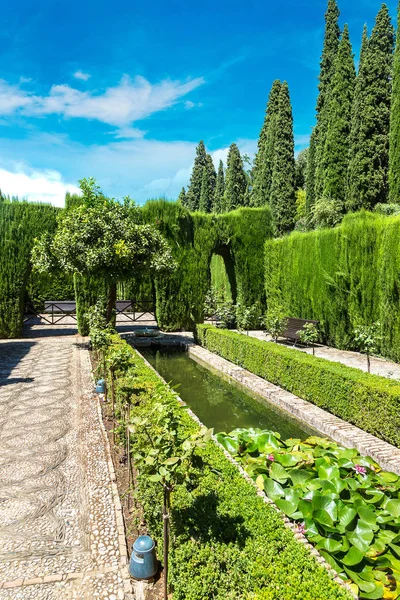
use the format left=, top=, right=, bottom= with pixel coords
left=0, top=335, right=133, bottom=599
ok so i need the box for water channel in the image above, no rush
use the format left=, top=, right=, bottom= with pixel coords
left=140, top=346, right=315, bottom=439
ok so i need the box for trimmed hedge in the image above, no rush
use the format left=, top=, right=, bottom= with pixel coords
left=196, top=324, right=400, bottom=448
left=106, top=335, right=350, bottom=600
left=264, top=211, right=400, bottom=362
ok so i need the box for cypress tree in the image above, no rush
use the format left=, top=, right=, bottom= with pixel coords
left=178, top=187, right=187, bottom=207
left=251, top=80, right=282, bottom=207
left=389, top=4, right=400, bottom=202
left=312, top=0, right=341, bottom=203
left=322, top=24, right=356, bottom=204
left=199, top=169, right=210, bottom=212
left=186, top=140, right=207, bottom=211
left=269, top=82, right=296, bottom=233
left=295, top=148, right=309, bottom=190
left=213, top=160, right=225, bottom=213
left=347, top=6, right=395, bottom=211
left=306, top=129, right=317, bottom=211
left=224, top=144, right=247, bottom=211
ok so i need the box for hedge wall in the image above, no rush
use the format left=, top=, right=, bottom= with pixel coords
left=196, top=325, right=400, bottom=448
left=0, top=201, right=59, bottom=338
left=142, top=200, right=273, bottom=330
left=264, top=211, right=400, bottom=361
left=106, top=335, right=350, bottom=600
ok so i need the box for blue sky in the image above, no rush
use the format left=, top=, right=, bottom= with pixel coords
left=0, top=0, right=397, bottom=205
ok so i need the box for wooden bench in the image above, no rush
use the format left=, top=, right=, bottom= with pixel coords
left=281, top=317, right=319, bottom=345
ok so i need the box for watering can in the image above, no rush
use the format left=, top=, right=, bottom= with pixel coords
left=129, top=535, right=158, bottom=579
left=95, top=379, right=106, bottom=393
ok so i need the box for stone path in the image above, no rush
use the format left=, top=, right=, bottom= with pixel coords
left=242, top=330, right=400, bottom=379
left=0, top=334, right=133, bottom=599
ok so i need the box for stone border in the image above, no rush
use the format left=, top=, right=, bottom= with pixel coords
left=134, top=347, right=356, bottom=598
left=187, top=344, right=400, bottom=476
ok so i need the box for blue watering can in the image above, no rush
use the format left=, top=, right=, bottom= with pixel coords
left=129, top=535, right=158, bottom=580
left=95, top=379, right=106, bottom=393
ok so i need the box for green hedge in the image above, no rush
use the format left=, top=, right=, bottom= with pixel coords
left=264, top=211, right=400, bottom=362
left=142, top=200, right=273, bottom=331
left=196, top=325, right=400, bottom=448
left=0, top=200, right=59, bottom=337
left=106, top=336, right=350, bottom=600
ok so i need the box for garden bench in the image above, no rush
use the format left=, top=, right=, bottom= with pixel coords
left=281, top=317, right=319, bottom=345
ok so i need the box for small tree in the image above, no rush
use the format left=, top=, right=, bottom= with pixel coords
left=129, top=385, right=212, bottom=600
left=215, top=300, right=237, bottom=329
left=263, top=308, right=288, bottom=342
left=32, top=178, right=174, bottom=327
left=353, top=322, right=382, bottom=373
left=297, top=322, right=319, bottom=355
left=105, top=345, right=133, bottom=441
left=237, top=304, right=258, bottom=335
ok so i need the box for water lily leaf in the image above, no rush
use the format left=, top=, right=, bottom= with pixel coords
left=364, top=489, right=385, bottom=505
left=216, top=434, right=239, bottom=454
left=341, top=546, right=365, bottom=566
left=358, top=506, right=378, bottom=528
left=275, top=498, right=299, bottom=517
left=316, top=536, right=344, bottom=553
left=389, top=543, right=400, bottom=558
left=255, top=474, right=265, bottom=491
left=379, top=472, right=399, bottom=484
left=347, top=521, right=375, bottom=552
left=338, top=505, right=357, bottom=529
left=283, top=438, right=302, bottom=448
left=359, top=581, right=385, bottom=599
left=319, top=550, right=343, bottom=574
left=386, top=500, right=400, bottom=518
left=258, top=432, right=281, bottom=451
left=312, top=494, right=338, bottom=522
left=289, top=468, right=314, bottom=487
left=344, top=568, right=379, bottom=593
left=366, top=538, right=387, bottom=558
left=298, top=499, right=313, bottom=519
left=274, top=453, right=300, bottom=467
left=303, top=518, right=319, bottom=537
left=270, top=462, right=288, bottom=484
left=318, top=464, right=341, bottom=481
left=314, top=509, right=334, bottom=528
left=263, top=476, right=285, bottom=499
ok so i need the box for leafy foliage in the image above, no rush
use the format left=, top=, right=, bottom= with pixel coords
left=224, top=143, right=247, bottom=211
left=196, top=324, right=400, bottom=447
left=102, top=335, right=351, bottom=600
left=390, top=5, right=400, bottom=202
left=186, top=141, right=208, bottom=211
left=213, top=159, right=225, bottom=213
left=218, top=429, right=400, bottom=599
left=262, top=307, right=288, bottom=342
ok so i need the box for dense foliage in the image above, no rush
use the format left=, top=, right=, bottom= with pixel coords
left=102, top=335, right=351, bottom=600
left=195, top=325, right=400, bottom=447
left=141, top=200, right=272, bottom=331
left=264, top=211, right=400, bottom=362
left=218, top=429, right=400, bottom=599
left=390, top=7, right=400, bottom=202
left=0, top=201, right=59, bottom=337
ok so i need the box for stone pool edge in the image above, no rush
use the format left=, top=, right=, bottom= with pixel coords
left=186, top=343, right=400, bottom=476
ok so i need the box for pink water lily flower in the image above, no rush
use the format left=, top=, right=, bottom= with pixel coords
left=354, top=464, right=367, bottom=475
left=297, top=523, right=306, bottom=534
left=267, top=454, right=275, bottom=462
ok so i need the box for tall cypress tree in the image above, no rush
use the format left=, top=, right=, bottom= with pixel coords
left=322, top=24, right=356, bottom=203
left=186, top=140, right=207, bottom=211
left=213, top=160, right=225, bottom=213
left=178, top=187, right=187, bottom=207
left=389, top=4, right=400, bottom=202
left=251, top=80, right=282, bottom=207
left=306, top=129, right=317, bottom=212
left=347, top=6, right=394, bottom=211
left=269, top=82, right=296, bottom=234
left=224, top=144, right=247, bottom=211
left=198, top=155, right=216, bottom=213
left=309, top=0, right=341, bottom=205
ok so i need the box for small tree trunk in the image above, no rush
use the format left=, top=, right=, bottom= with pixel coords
left=163, top=486, right=170, bottom=600
left=110, top=370, right=115, bottom=445
left=367, top=353, right=371, bottom=374
left=106, top=282, right=117, bottom=324
left=312, top=343, right=315, bottom=356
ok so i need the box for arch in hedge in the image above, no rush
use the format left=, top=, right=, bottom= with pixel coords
left=209, top=244, right=237, bottom=303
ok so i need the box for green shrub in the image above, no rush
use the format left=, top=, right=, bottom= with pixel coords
left=104, top=335, right=350, bottom=600
left=196, top=325, right=400, bottom=448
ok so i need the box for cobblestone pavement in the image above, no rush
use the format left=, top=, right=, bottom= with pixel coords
left=0, top=335, right=133, bottom=599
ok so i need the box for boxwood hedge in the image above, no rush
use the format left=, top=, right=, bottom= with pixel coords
left=106, top=335, right=350, bottom=600
left=195, top=324, right=400, bottom=448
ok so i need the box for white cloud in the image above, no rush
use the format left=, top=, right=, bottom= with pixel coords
left=0, top=163, right=80, bottom=207
left=73, top=70, right=91, bottom=81
left=0, top=74, right=205, bottom=129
